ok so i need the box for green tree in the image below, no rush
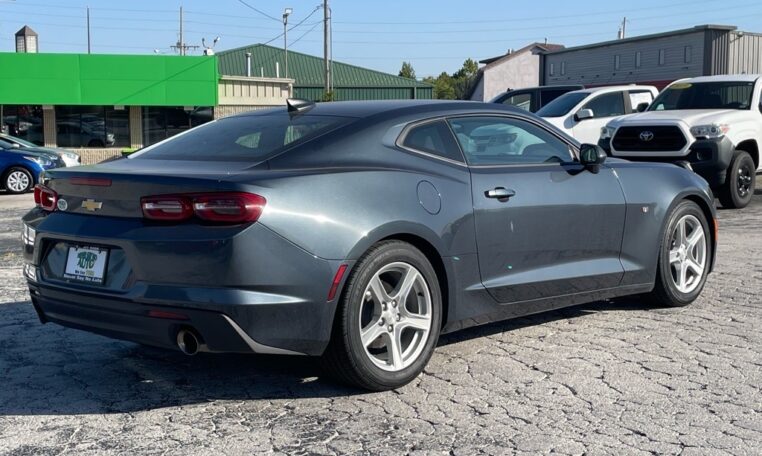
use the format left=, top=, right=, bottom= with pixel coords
left=452, top=58, right=480, bottom=99
left=398, top=61, right=416, bottom=79
left=432, top=72, right=456, bottom=99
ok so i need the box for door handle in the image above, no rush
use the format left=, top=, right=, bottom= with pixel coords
left=484, top=187, right=516, bottom=199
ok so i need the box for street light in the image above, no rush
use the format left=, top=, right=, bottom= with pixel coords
left=283, top=7, right=293, bottom=79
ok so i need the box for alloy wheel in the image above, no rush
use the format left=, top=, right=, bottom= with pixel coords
left=358, top=262, right=432, bottom=372
left=737, top=163, right=753, bottom=198
left=6, top=171, right=30, bottom=193
left=668, top=214, right=707, bottom=294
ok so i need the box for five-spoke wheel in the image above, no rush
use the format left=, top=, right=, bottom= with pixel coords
left=323, top=241, right=442, bottom=391
left=648, top=200, right=711, bottom=307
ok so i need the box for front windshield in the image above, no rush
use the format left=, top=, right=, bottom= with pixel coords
left=649, top=81, right=755, bottom=111
left=536, top=92, right=588, bottom=117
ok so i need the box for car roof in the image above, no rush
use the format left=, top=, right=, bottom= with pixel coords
left=571, top=85, right=656, bottom=95
left=674, top=74, right=761, bottom=83
left=232, top=99, right=529, bottom=119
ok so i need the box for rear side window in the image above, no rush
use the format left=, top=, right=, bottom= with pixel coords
left=132, top=113, right=351, bottom=162
left=540, top=89, right=571, bottom=107
left=500, top=92, right=532, bottom=111
left=401, top=120, right=464, bottom=162
left=582, top=92, right=625, bottom=118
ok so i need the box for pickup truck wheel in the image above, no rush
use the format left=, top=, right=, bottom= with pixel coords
left=718, top=150, right=755, bottom=209
left=647, top=200, right=710, bottom=307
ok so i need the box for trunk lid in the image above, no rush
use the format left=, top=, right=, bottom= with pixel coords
left=42, top=158, right=261, bottom=218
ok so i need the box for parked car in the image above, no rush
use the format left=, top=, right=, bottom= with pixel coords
left=56, top=121, right=115, bottom=147
left=23, top=99, right=715, bottom=390
left=1, top=133, right=81, bottom=167
left=537, top=85, right=659, bottom=144
left=490, top=85, right=583, bottom=112
left=0, top=139, right=63, bottom=193
left=600, top=75, right=762, bottom=209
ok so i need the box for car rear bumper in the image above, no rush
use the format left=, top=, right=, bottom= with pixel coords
left=22, top=210, right=348, bottom=356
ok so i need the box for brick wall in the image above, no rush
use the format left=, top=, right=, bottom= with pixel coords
left=70, top=148, right=123, bottom=165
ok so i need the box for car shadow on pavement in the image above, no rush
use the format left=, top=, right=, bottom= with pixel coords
left=0, top=296, right=656, bottom=415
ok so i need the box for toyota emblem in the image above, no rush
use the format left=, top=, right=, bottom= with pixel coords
left=639, top=131, right=655, bottom=142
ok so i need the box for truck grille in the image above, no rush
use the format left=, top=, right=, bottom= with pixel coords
left=612, top=126, right=687, bottom=152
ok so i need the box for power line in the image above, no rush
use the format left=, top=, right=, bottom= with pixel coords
left=236, top=0, right=281, bottom=22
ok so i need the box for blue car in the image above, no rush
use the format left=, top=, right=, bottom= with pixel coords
left=0, top=138, right=63, bottom=194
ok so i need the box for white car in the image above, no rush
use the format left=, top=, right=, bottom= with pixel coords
left=601, top=75, right=762, bottom=209
left=536, top=85, right=659, bottom=144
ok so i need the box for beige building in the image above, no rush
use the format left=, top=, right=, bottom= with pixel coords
left=470, top=42, right=564, bottom=102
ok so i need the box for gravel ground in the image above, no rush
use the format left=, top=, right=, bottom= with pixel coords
left=0, top=191, right=760, bottom=455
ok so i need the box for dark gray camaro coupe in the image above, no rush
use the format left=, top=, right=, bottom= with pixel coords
left=22, top=100, right=716, bottom=390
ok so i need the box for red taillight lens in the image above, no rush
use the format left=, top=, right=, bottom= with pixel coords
left=141, top=192, right=266, bottom=224
left=34, top=185, right=58, bottom=212
left=70, top=177, right=112, bottom=187
left=141, top=196, right=194, bottom=221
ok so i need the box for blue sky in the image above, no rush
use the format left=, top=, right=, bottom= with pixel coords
left=1, top=0, right=761, bottom=78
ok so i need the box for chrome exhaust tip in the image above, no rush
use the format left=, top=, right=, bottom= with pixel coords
left=176, top=328, right=200, bottom=356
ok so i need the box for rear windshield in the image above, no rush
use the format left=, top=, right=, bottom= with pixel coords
left=132, top=113, right=352, bottom=162
left=536, top=92, right=588, bottom=117
left=649, top=81, right=755, bottom=111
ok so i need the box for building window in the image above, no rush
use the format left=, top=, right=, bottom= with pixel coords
left=658, top=49, right=666, bottom=66
left=635, top=51, right=642, bottom=68
left=1, top=105, right=44, bottom=144
left=142, top=107, right=213, bottom=146
left=55, top=106, right=130, bottom=148
left=684, top=46, right=692, bottom=63
left=561, top=62, right=566, bottom=76
left=614, top=55, right=621, bottom=70
left=549, top=63, right=555, bottom=76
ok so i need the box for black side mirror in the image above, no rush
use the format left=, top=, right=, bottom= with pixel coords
left=636, top=102, right=649, bottom=112
left=579, top=144, right=606, bottom=173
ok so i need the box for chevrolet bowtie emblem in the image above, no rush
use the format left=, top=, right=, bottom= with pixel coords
left=81, top=199, right=103, bottom=212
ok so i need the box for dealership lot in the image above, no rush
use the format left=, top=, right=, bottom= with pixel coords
left=0, top=192, right=760, bottom=455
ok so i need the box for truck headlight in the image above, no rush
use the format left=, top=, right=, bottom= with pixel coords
left=600, top=126, right=616, bottom=140
left=690, top=124, right=729, bottom=139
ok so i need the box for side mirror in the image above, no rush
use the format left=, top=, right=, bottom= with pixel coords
left=575, top=108, right=594, bottom=121
left=579, top=143, right=606, bottom=173
left=636, top=102, right=649, bottom=112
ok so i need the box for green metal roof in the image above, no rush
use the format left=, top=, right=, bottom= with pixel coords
left=0, top=52, right=218, bottom=106
left=218, top=44, right=430, bottom=89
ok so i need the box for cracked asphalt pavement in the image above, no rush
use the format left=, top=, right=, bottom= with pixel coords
left=0, top=191, right=761, bottom=455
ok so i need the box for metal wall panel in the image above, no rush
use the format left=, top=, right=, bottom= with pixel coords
left=728, top=33, right=762, bottom=74
left=543, top=31, right=707, bottom=86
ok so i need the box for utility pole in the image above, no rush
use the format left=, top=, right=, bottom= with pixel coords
left=621, top=17, right=627, bottom=39
left=283, top=8, right=292, bottom=79
left=179, top=6, right=184, bottom=55
left=323, top=0, right=331, bottom=97
left=86, top=6, right=91, bottom=53
left=170, top=6, right=198, bottom=55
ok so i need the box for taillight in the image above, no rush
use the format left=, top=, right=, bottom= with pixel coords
left=70, top=177, right=112, bottom=187
left=141, top=192, right=266, bottom=224
left=34, top=185, right=58, bottom=212
left=141, top=196, right=193, bottom=221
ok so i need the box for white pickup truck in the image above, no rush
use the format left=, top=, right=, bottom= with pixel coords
left=600, top=75, right=761, bottom=209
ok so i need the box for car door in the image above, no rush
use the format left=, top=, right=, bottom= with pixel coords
left=448, top=115, right=626, bottom=304
left=572, top=91, right=627, bottom=144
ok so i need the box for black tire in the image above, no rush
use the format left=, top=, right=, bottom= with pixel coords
left=3, top=167, right=33, bottom=194
left=322, top=240, right=442, bottom=391
left=87, top=139, right=105, bottom=148
left=718, top=150, right=755, bottom=209
left=647, top=200, right=711, bottom=307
